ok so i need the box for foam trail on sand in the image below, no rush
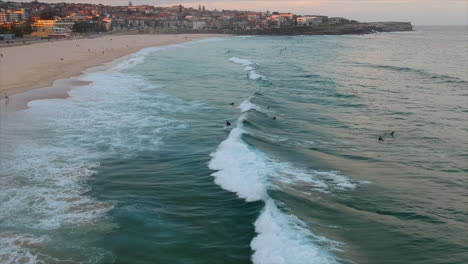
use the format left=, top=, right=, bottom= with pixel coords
left=209, top=98, right=350, bottom=264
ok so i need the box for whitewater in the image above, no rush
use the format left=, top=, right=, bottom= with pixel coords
left=1, top=27, right=467, bottom=264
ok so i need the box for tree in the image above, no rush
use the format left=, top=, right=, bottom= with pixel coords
left=40, top=9, right=57, bottom=20
left=9, top=23, right=33, bottom=37
left=0, top=26, right=9, bottom=34
left=73, top=21, right=105, bottom=33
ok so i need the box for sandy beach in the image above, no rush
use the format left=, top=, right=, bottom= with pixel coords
left=0, top=34, right=223, bottom=98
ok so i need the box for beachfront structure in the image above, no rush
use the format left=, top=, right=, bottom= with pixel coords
left=270, top=13, right=295, bottom=21
left=0, top=8, right=29, bottom=23
left=328, top=17, right=348, bottom=24
left=0, top=1, right=341, bottom=34
left=192, top=20, right=206, bottom=29
left=48, top=27, right=72, bottom=38
left=266, top=13, right=296, bottom=27
left=297, top=16, right=322, bottom=26
left=33, top=20, right=75, bottom=30
left=30, top=19, right=75, bottom=37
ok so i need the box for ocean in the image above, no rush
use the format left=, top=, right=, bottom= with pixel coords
left=0, top=26, right=467, bottom=264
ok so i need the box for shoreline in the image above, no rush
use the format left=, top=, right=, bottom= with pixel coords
left=0, top=34, right=225, bottom=102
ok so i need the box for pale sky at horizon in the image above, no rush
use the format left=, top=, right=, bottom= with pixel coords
left=7, top=0, right=468, bottom=25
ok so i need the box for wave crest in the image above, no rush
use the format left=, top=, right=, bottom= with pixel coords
left=209, top=99, right=355, bottom=263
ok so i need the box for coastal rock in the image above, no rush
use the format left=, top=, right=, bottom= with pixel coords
left=146, top=22, right=413, bottom=36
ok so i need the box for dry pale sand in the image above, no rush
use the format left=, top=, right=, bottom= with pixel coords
left=0, top=34, right=224, bottom=98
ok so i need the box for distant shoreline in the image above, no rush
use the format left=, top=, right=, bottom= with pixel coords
left=0, top=34, right=224, bottom=102
left=0, top=22, right=413, bottom=49
left=138, top=22, right=413, bottom=35
left=0, top=22, right=412, bottom=109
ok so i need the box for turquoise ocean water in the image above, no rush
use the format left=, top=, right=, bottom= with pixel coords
left=0, top=26, right=467, bottom=264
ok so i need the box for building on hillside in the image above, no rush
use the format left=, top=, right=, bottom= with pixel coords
left=48, top=27, right=72, bottom=38
left=101, top=17, right=112, bottom=31
left=0, top=9, right=29, bottom=23
left=328, top=17, right=348, bottom=24
left=31, top=19, right=74, bottom=37
left=270, top=13, right=295, bottom=21
left=297, top=16, right=322, bottom=26
left=192, top=20, right=206, bottom=29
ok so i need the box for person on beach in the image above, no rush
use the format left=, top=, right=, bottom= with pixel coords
left=4, top=93, right=9, bottom=105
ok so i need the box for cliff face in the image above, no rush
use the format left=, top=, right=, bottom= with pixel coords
left=230, top=22, right=413, bottom=35
left=367, top=22, right=413, bottom=32
left=143, top=22, right=413, bottom=35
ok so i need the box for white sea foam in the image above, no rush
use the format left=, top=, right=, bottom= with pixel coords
left=114, top=42, right=190, bottom=71
left=239, top=99, right=262, bottom=112
left=0, top=232, right=113, bottom=264
left=194, top=37, right=227, bottom=43
left=228, top=57, right=267, bottom=81
left=249, top=70, right=266, bottom=80
left=0, top=44, right=191, bottom=262
left=0, top=233, right=47, bottom=264
left=251, top=200, right=340, bottom=264
left=229, top=57, right=255, bottom=66
left=0, top=144, right=112, bottom=230
left=7, top=65, right=186, bottom=229
left=113, top=46, right=167, bottom=70
left=209, top=98, right=356, bottom=264
left=271, top=165, right=358, bottom=193
left=209, top=115, right=267, bottom=202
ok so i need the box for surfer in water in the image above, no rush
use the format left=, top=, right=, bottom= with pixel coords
left=390, top=131, right=395, bottom=137
left=226, top=121, right=231, bottom=127
left=378, top=136, right=384, bottom=142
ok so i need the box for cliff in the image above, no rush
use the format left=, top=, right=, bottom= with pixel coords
left=144, top=22, right=413, bottom=36
left=228, top=22, right=413, bottom=35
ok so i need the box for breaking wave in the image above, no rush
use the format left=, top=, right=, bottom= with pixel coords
left=208, top=98, right=358, bottom=264
left=229, top=57, right=267, bottom=80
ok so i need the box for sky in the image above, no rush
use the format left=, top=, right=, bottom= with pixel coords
left=8, top=0, right=468, bottom=25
